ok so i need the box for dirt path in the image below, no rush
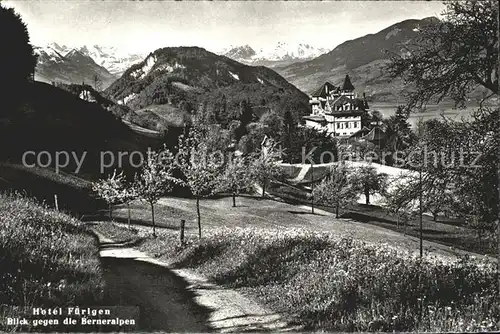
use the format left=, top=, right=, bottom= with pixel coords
left=96, top=231, right=298, bottom=332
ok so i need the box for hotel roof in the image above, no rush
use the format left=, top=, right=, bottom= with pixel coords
left=311, top=82, right=338, bottom=98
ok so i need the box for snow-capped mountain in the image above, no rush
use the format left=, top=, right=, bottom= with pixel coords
left=76, top=45, right=146, bottom=76
left=33, top=45, right=66, bottom=64
left=224, top=45, right=257, bottom=60
left=222, top=43, right=329, bottom=67
left=33, top=45, right=117, bottom=89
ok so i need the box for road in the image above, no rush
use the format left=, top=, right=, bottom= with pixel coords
left=97, top=234, right=296, bottom=333
left=100, top=240, right=212, bottom=332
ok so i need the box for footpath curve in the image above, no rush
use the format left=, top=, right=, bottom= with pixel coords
left=94, top=229, right=301, bottom=332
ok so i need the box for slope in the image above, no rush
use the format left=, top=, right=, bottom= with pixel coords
left=275, top=17, right=438, bottom=101
left=0, top=81, right=153, bottom=177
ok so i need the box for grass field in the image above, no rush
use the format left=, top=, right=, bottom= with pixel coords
left=95, top=215, right=499, bottom=332
left=109, top=195, right=493, bottom=261
left=0, top=192, right=105, bottom=332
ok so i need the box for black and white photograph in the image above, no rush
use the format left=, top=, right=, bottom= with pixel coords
left=0, top=0, right=498, bottom=332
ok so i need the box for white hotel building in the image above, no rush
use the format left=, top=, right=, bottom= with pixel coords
left=303, top=75, right=368, bottom=137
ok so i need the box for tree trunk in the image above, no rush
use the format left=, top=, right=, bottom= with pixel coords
left=109, top=204, right=112, bottom=221
left=196, top=197, right=201, bottom=239
left=232, top=193, right=236, bottom=207
left=127, top=202, right=131, bottom=229
left=335, top=203, right=339, bottom=218
left=365, top=187, right=370, bottom=205
left=433, top=213, right=438, bottom=221
left=150, top=202, right=156, bottom=237
left=262, top=179, right=266, bottom=198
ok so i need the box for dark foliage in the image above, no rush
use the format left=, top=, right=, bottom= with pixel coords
left=388, top=1, right=498, bottom=109
left=0, top=4, right=38, bottom=114
left=0, top=82, right=151, bottom=177
left=282, top=126, right=338, bottom=164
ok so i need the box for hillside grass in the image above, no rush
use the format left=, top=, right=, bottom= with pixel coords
left=0, top=163, right=103, bottom=217
left=266, top=181, right=496, bottom=256
left=0, top=192, right=105, bottom=331
left=95, top=222, right=500, bottom=332
left=106, top=195, right=495, bottom=260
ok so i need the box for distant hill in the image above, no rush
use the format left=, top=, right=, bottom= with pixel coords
left=275, top=17, right=439, bottom=102
left=104, top=46, right=310, bottom=129
left=34, top=45, right=117, bottom=89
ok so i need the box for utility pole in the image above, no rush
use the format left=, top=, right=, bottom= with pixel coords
left=419, top=149, right=423, bottom=258
left=370, top=120, right=383, bottom=163
left=311, top=160, right=315, bottom=214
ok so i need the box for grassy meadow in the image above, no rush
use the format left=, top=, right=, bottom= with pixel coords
left=95, top=221, right=500, bottom=332
left=0, top=192, right=104, bottom=331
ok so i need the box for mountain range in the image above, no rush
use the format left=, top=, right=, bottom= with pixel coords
left=273, top=17, right=439, bottom=101
left=34, top=43, right=146, bottom=89
left=76, top=45, right=146, bottom=76
left=36, top=17, right=473, bottom=106
left=34, top=44, right=118, bottom=89
left=222, top=43, right=330, bottom=68
left=103, top=46, right=310, bottom=131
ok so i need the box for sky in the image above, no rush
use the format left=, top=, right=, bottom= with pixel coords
left=4, top=0, right=446, bottom=55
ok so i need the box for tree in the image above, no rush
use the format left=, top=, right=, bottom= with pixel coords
left=282, top=110, right=295, bottom=153
left=383, top=106, right=416, bottom=152
left=249, top=138, right=284, bottom=197
left=384, top=178, right=414, bottom=235
left=388, top=1, right=498, bottom=109
left=351, top=166, right=389, bottom=205
left=177, top=128, right=223, bottom=238
left=93, top=75, right=102, bottom=92
left=283, top=125, right=337, bottom=164
left=384, top=170, right=455, bottom=222
left=92, top=169, right=126, bottom=221
left=0, top=4, right=38, bottom=114
left=417, top=108, right=499, bottom=233
left=235, top=99, right=254, bottom=139
left=120, top=181, right=139, bottom=229
left=217, top=155, right=252, bottom=207
left=134, top=147, right=182, bottom=236
left=312, top=164, right=358, bottom=218
left=363, top=110, right=384, bottom=128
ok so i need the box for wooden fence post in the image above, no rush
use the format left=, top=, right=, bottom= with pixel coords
left=54, top=194, right=59, bottom=211
left=180, top=219, right=185, bottom=245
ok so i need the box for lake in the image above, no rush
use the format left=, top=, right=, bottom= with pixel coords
left=370, top=103, right=478, bottom=129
